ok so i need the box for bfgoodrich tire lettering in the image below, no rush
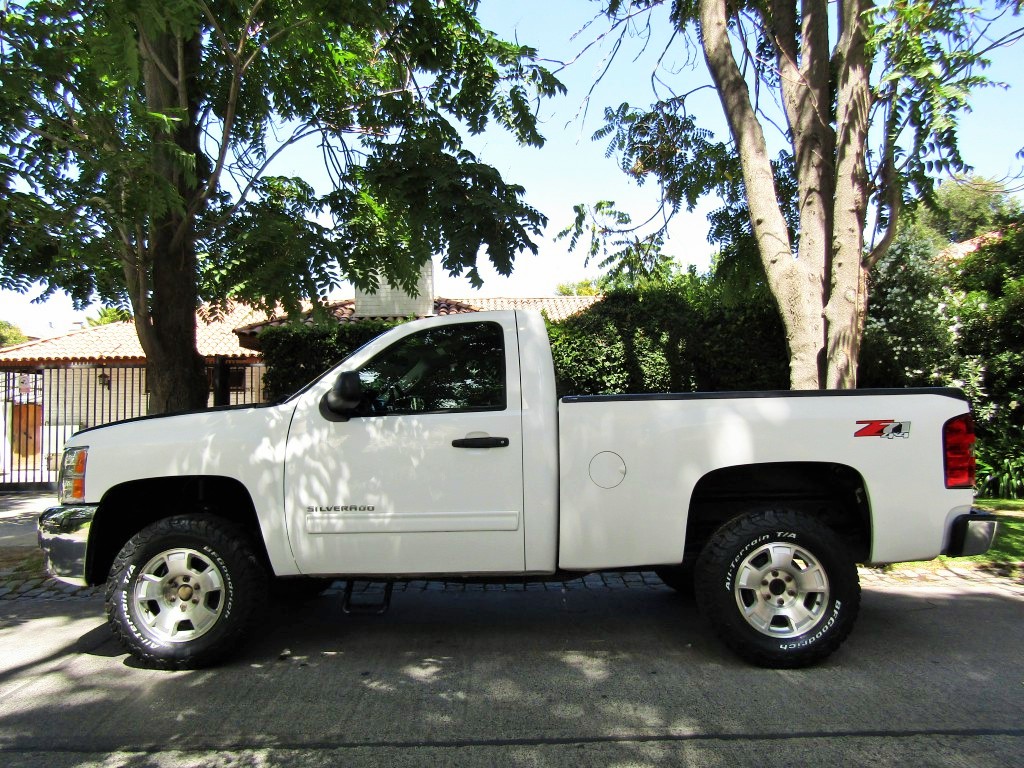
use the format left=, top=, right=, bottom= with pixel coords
left=695, top=509, right=860, bottom=668
left=105, top=515, right=266, bottom=670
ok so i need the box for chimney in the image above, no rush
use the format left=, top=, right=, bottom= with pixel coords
left=353, top=260, right=435, bottom=318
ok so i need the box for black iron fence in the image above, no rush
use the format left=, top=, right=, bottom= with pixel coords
left=1, top=362, right=265, bottom=488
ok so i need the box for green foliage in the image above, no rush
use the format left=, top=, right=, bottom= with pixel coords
left=555, top=279, right=602, bottom=296
left=88, top=307, right=133, bottom=326
left=259, top=319, right=399, bottom=403
left=869, top=2, right=1000, bottom=214
left=0, top=0, right=564, bottom=313
left=593, top=98, right=737, bottom=213
left=976, top=440, right=1024, bottom=499
left=554, top=242, right=683, bottom=297
left=921, top=176, right=1022, bottom=243
left=948, top=222, right=1024, bottom=497
left=548, top=272, right=788, bottom=397
left=0, top=319, right=28, bottom=347
left=556, top=200, right=694, bottom=290
left=705, top=152, right=799, bottom=305
left=859, top=221, right=952, bottom=387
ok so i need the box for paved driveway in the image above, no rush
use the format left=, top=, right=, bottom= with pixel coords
left=0, top=569, right=1022, bottom=767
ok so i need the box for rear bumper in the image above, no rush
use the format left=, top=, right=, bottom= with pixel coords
left=37, top=505, right=98, bottom=587
left=944, top=509, right=999, bottom=558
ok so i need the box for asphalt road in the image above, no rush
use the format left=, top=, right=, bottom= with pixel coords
left=0, top=577, right=1021, bottom=767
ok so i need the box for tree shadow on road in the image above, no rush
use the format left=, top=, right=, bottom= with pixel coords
left=0, top=583, right=1021, bottom=767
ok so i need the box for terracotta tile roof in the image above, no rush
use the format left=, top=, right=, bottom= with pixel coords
left=0, top=304, right=267, bottom=367
left=2, top=296, right=604, bottom=364
left=231, top=298, right=479, bottom=350
left=462, top=296, right=600, bottom=321
left=233, top=295, right=601, bottom=351
left=939, top=230, right=1004, bottom=262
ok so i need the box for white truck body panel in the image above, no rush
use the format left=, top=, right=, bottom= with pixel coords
left=73, top=403, right=299, bottom=574
left=558, top=392, right=974, bottom=568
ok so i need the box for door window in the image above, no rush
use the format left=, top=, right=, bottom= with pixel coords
left=357, top=322, right=506, bottom=415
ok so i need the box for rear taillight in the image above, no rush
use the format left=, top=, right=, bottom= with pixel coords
left=943, top=414, right=976, bottom=489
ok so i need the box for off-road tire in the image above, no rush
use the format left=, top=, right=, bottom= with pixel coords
left=694, top=509, right=860, bottom=668
left=105, top=515, right=266, bottom=670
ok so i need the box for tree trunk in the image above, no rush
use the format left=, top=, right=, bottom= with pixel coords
left=133, top=23, right=209, bottom=414
left=772, top=1, right=836, bottom=387
left=700, top=0, right=877, bottom=390
left=826, top=0, right=874, bottom=389
left=699, top=0, right=824, bottom=389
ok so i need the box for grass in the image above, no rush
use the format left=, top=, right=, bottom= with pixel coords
left=0, top=547, right=45, bottom=579
left=878, top=504, right=1024, bottom=579
left=975, top=498, right=1024, bottom=514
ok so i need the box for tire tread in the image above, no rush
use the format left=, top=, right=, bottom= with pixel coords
left=105, top=514, right=266, bottom=670
left=695, top=509, right=861, bottom=668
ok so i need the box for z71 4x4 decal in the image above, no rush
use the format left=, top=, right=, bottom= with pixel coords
left=854, top=420, right=911, bottom=438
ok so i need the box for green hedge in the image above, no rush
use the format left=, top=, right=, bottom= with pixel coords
left=548, top=287, right=788, bottom=396
left=258, top=288, right=789, bottom=403
left=259, top=319, right=398, bottom=402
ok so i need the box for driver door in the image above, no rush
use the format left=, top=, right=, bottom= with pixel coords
left=283, top=318, right=526, bottom=575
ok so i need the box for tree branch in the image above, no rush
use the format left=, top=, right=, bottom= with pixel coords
left=136, top=28, right=180, bottom=91
left=866, top=157, right=901, bottom=270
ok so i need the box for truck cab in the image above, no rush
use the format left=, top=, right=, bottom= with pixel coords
left=282, top=310, right=559, bottom=576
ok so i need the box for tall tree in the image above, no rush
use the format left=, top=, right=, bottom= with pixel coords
left=0, top=1, right=562, bottom=411
left=575, top=0, right=1021, bottom=388
left=0, top=319, right=28, bottom=347
left=921, top=175, right=1022, bottom=243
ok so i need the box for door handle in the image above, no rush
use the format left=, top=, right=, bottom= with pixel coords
left=451, top=436, right=510, bottom=449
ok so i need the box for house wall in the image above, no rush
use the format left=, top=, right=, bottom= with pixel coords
left=353, top=261, right=435, bottom=318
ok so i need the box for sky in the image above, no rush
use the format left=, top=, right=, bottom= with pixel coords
left=3, top=0, right=1024, bottom=337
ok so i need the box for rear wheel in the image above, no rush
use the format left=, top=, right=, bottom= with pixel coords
left=106, top=515, right=266, bottom=670
left=694, top=509, right=860, bottom=668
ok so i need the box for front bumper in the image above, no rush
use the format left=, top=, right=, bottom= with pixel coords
left=944, top=509, right=999, bottom=558
left=38, top=505, right=98, bottom=587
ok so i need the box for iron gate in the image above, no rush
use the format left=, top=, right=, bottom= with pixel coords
left=1, top=363, right=265, bottom=488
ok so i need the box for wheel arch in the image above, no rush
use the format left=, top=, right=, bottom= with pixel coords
left=86, top=475, right=269, bottom=586
left=684, top=462, right=871, bottom=565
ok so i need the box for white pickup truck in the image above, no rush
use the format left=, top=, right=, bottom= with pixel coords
left=39, top=310, right=996, bottom=670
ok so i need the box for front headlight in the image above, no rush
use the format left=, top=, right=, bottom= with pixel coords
left=59, top=447, right=88, bottom=504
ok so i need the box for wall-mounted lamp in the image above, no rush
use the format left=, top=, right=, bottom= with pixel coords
left=97, top=371, right=111, bottom=390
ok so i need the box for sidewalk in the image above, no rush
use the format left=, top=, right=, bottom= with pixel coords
left=0, top=490, right=55, bottom=547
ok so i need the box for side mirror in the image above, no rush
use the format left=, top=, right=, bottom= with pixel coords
left=321, top=371, right=362, bottom=419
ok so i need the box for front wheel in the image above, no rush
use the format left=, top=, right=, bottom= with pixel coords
left=105, top=515, right=266, bottom=670
left=694, top=510, right=860, bottom=668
